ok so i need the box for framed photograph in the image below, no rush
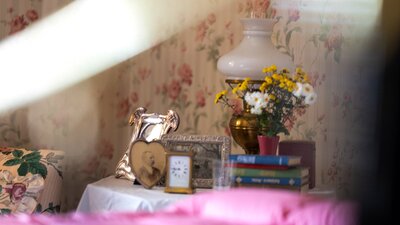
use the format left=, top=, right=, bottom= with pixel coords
left=129, top=140, right=166, bottom=189
left=161, top=134, right=231, bottom=188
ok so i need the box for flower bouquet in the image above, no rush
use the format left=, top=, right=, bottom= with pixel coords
left=215, top=64, right=317, bottom=153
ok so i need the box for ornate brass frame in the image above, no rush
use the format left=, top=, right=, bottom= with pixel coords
left=115, top=107, right=179, bottom=181
left=161, top=134, right=231, bottom=188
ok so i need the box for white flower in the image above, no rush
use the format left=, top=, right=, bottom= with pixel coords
left=250, top=106, right=262, bottom=115
left=293, top=82, right=303, bottom=97
left=245, top=92, right=263, bottom=107
left=15, top=197, right=38, bottom=213
left=0, top=170, right=15, bottom=183
left=301, top=83, right=314, bottom=97
left=244, top=92, right=253, bottom=105
left=305, top=92, right=317, bottom=105
left=255, top=93, right=269, bottom=109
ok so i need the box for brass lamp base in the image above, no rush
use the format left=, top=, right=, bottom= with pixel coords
left=225, top=79, right=266, bottom=155
left=229, top=112, right=260, bottom=155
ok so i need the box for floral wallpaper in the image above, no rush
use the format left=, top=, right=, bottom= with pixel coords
left=0, top=0, right=381, bottom=211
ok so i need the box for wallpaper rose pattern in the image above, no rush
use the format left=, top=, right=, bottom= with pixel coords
left=0, top=0, right=381, bottom=211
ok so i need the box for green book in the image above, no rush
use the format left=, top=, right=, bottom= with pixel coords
left=232, top=167, right=309, bottom=178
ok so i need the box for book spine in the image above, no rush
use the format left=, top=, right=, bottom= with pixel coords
left=233, top=163, right=290, bottom=170
left=229, top=155, right=291, bottom=166
left=232, top=168, right=307, bottom=178
left=234, top=176, right=304, bottom=186
left=233, top=183, right=309, bottom=192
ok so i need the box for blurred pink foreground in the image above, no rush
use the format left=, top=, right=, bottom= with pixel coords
left=1, top=188, right=358, bottom=225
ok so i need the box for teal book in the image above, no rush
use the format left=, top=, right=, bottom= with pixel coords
left=232, top=167, right=309, bottom=178
left=228, top=154, right=301, bottom=166
left=233, top=176, right=309, bottom=186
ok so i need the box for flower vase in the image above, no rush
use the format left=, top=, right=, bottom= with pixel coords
left=229, top=110, right=260, bottom=155
left=229, top=101, right=268, bottom=155
left=257, top=135, right=279, bottom=155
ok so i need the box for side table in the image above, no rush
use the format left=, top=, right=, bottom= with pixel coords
left=76, top=175, right=208, bottom=213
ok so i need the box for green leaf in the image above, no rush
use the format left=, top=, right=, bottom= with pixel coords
left=285, top=27, right=302, bottom=48
left=29, top=165, right=37, bottom=174
left=276, top=30, right=281, bottom=40
left=12, top=149, right=23, bottom=158
left=26, top=155, right=42, bottom=163
left=42, top=202, right=61, bottom=213
left=334, top=49, right=341, bottom=63
left=4, top=158, right=22, bottom=166
left=35, top=204, right=43, bottom=213
left=0, top=209, right=11, bottom=214
left=196, top=45, right=205, bottom=51
left=319, top=34, right=327, bottom=41
left=17, top=162, right=29, bottom=176
left=22, top=151, right=40, bottom=160
left=22, top=151, right=41, bottom=161
left=29, top=162, right=48, bottom=178
left=215, top=36, right=224, bottom=46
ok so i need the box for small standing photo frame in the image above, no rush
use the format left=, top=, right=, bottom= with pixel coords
left=129, top=140, right=166, bottom=189
left=162, top=134, right=231, bottom=188
left=165, top=151, right=195, bottom=194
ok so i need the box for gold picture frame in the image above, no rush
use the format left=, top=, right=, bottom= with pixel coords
left=161, top=134, right=231, bottom=188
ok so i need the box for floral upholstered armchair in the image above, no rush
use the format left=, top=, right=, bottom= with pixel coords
left=0, top=147, right=64, bottom=215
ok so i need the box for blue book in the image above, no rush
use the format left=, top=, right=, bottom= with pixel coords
left=228, top=154, right=301, bottom=166
left=234, top=176, right=308, bottom=187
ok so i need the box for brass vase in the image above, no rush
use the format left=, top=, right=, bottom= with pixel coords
left=229, top=103, right=263, bottom=155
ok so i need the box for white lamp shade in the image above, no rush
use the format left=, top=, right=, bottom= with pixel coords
left=217, top=18, right=293, bottom=80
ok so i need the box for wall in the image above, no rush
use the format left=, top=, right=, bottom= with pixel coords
left=0, top=0, right=382, bottom=211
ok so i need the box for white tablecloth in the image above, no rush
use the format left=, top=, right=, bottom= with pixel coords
left=76, top=176, right=208, bottom=213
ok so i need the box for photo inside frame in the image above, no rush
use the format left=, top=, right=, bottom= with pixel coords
left=129, top=140, right=166, bottom=189
left=161, top=135, right=231, bottom=188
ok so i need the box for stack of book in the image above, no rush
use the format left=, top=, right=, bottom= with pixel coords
left=228, top=154, right=310, bottom=192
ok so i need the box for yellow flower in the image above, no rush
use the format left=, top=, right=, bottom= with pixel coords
left=259, top=82, right=267, bottom=92
left=232, top=85, right=240, bottom=94
left=262, top=67, right=269, bottom=73
left=286, top=80, right=294, bottom=87
left=269, top=94, right=276, bottom=100
left=282, top=68, right=290, bottom=74
left=239, top=79, right=249, bottom=91
left=303, top=74, right=310, bottom=82
left=214, top=90, right=227, bottom=104
left=270, top=64, right=277, bottom=72
left=272, top=73, right=280, bottom=80
left=265, top=77, right=273, bottom=84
